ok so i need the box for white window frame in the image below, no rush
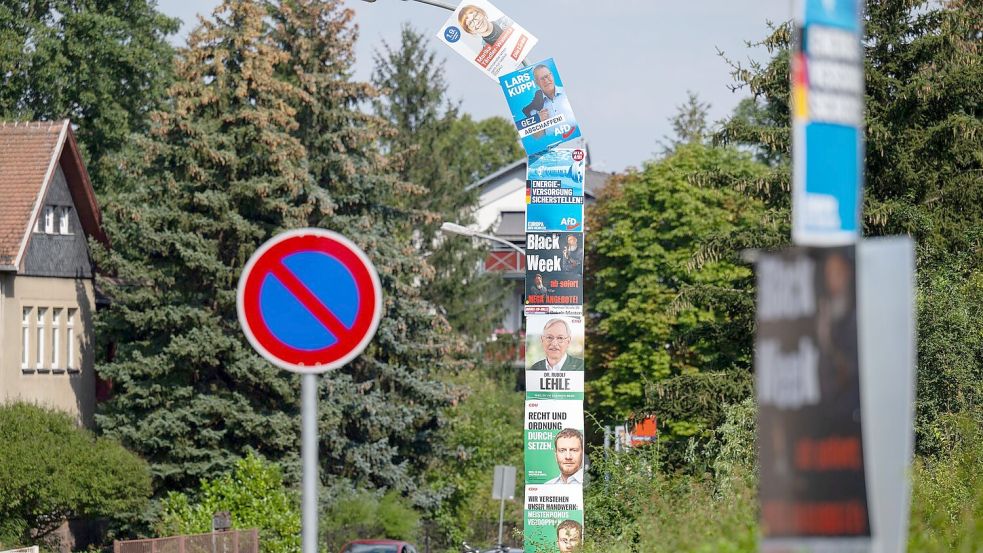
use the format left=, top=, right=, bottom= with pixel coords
left=44, top=206, right=55, bottom=234
left=22, top=307, right=31, bottom=369
left=67, top=308, right=77, bottom=371
left=52, top=308, right=62, bottom=369
left=36, top=307, right=46, bottom=369
left=58, top=207, right=72, bottom=235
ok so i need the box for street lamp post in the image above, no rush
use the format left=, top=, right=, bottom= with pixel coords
left=360, top=0, right=456, bottom=12
left=440, top=222, right=526, bottom=256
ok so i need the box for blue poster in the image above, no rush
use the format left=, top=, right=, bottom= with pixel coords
left=526, top=148, right=586, bottom=232
left=791, top=0, right=863, bottom=246
left=499, top=58, right=582, bottom=157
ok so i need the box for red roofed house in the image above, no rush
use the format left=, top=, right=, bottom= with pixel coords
left=0, top=120, right=108, bottom=427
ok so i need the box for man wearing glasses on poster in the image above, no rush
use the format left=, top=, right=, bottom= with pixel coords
left=530, top=318, right=584, bottom=371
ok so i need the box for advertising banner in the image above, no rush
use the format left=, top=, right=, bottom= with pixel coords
left=435, top=0, right=538, bottom=82
left=525, top=232, right=584, bottom=308
left=523, top=484, right=584, bottom=553
left=791, top=0, right=863, bottom=245
left=524, top=399, right=584, bottom=486
left=526, top=148, right=586, bottom=232
left=499, top=58, right=582, bottom=157
left=755, top=246, right=871, bottom=553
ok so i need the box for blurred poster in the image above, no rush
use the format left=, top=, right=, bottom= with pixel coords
left=499, top=58, right=582, bottom=157
left=524, top=400, right=585, bottom=485
left=435, top=0, right=538, bottom=82
left=526, top=148, right=586, bottom=232
left=525, top=232, right=584, bottom=308
left=755, top=246, right=871, bottom=553
left=524, top=484, right=583, bottom=553
left=791, top=0, right=863, bottom=245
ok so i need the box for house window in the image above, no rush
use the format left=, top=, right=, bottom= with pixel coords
left=59, top=207, right=72, bottom=234
left=67, top=308, right=77, bottom=371
left=36, top=307, right=46, bottom=369
left=52, top=308, right=62, bottom=368
left=44, top=206, right=54, bottom=234
left=22, top=307, right=31, bottom=369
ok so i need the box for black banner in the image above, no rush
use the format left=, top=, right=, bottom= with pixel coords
left=755, top=246, right=871, bottom=543
left=525, top=232, right=583, bottom=307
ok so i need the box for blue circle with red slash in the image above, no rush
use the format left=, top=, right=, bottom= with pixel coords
left=237, top=229, right=382, bottom=373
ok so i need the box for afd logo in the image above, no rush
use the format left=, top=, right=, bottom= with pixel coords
left=555, top=124, right=578, bottom=139
left=561, top=218, right=581, bottom=231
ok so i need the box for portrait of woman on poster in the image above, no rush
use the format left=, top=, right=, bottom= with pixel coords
left=458, top=4, right=511, bottom=45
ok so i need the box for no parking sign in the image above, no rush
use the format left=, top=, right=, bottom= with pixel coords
left=236, top=229, right=382, bottom=373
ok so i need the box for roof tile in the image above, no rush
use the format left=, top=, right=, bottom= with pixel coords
left=0, top=121, right=66, bottom=266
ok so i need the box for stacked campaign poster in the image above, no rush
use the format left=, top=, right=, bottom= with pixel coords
left=524, top=484, right=584, bottom=553
left=435, top=0, right=538, bottom=82
left=525, top=232, right=584, bottom=308
left=526, top=148, right=586, bottom=233
left=522, top=137, right=585, bottom=552
left=499, top=58, right=583, bottom=157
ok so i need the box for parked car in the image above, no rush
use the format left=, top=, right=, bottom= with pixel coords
left=339, top=539, right=418, bottom=553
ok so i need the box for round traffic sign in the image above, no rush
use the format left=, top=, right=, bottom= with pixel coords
left=236, top=229, right=382, bottom=373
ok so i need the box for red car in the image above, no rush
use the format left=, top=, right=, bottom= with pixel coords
left=339, top=540, right=418, bottom=553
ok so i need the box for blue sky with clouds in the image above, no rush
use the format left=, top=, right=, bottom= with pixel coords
left=157, top=0, right=792, bottom=172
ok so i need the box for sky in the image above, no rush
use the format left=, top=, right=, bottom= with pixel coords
left=157, top=0, right=793, bottom=173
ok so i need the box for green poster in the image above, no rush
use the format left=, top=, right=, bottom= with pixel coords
left=523, top=484, right=584, bottom=553
left=525, top=399, right=584, bottom=485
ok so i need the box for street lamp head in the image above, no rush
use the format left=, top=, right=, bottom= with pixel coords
left=440, top=222, right=474, bottom=237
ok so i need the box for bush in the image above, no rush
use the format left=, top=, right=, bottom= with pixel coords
left=0, top=402, right=151, bottom=548
left=321, top=490, right=419, bottom=552
left=158, top=454, right=300, bottom=553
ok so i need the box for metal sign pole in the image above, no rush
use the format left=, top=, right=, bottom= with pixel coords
left=302, top=373, right=318, bottom=553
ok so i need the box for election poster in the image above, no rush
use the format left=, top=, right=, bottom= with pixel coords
left=755, top=246, right=871, bottom=553
left=525, top=232, right=584, bottom=308
left=524, top=484, right=584, bottom=553
left=525, top=313, right=584, bottom=400
left=435, top=0, right=538, bottom=82
left=499, top=58, right=582, bottom=157
left=526, top=148, right=586, bottom=232
left=524, top=399, right=584, bottom=486
left=791, top=0, right=863, bottom=245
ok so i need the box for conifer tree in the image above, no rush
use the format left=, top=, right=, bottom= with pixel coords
left=268, top=0, right=463, bottom=501
left=95, top=0, right=318, bottom=494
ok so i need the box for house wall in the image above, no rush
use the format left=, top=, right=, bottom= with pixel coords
left=23, top=165, right=94, bottom=278
left=0, top=273, right=96, bottom=427
left=476, top=166, right=526, bottom=231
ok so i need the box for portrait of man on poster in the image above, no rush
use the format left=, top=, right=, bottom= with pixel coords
left=530, top=318, right=584, bottom=371
left=556, top=519, right=583, bottom=553
left=545, top=428, right=584, bottom=485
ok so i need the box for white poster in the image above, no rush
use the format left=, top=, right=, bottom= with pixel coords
left=435, top=0, right=538, bottom=82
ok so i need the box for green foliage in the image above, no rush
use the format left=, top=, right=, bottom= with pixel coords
left=321, top=490, right=419, bottom=552
left=0, top=403, right=151, bottom=547
left=908, top=413, right=983, bottom=552
left=586, top=141, right=769, bottom=456
left=583, top=400, right=758, bottom=553
left=914, top=243, right=983, bottom=455
left=371, top=24, right=521, bottom=338
left=159, top=454, right=300, bottom=553
left=424, top=365, right=524, bottom=549
left=0, top=0, right=178, bottom=191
